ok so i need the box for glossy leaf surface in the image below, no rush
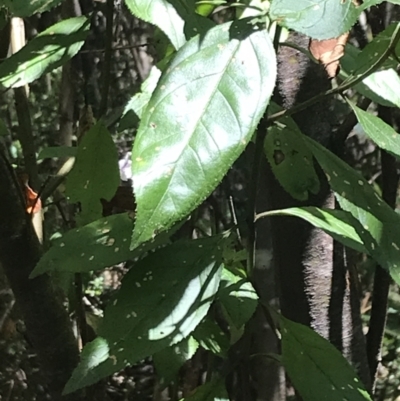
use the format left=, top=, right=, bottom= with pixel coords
left=64, top=236, right=224, bottom=393
left=131, top=19, right=276, bottom=246
left=259, top=207, right=367, bottom=254
left=0, top=16, right=89, bottom=88
left=280, top=315, right=372, bottom=401
left=31, top=213, right=177, bottom=277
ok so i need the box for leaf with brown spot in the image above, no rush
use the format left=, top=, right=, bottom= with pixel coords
left=309, top=32, right=349, bottom=78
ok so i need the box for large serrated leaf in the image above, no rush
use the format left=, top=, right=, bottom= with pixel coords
left=280, top=315, right=372, bottom=401
left=269, top=0, right=360, bottom=40
left=125, top=0, right=214, bottom=50
left=63, top=236, right=224, bottom=394
left=30, top=213, right=178, bottom=277
left=3, top=0, right=63, bottom=17
left=66, top=122, right=120, bottom=225
left=0, top=16, right=89, bottom=88
left=304, top=136, right=400, bottom=285
left=351, top=104, right=400, bottom=159
left=258, top=207, right=368, bottom=255
left=131, top=19, right=276, bottom=247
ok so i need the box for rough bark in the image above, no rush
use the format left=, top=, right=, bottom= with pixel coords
left=263, top=32, right=371, bottom=389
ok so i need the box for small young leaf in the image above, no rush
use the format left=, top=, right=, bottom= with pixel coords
left=257, top=207, right=367, bottom=254
left=3, top=0, right=63, bottom=17
left=280, top=315, right=372, bottom=401
left=351, top=104, right=400, bottom=159
left=132, top=19, right=276, bottom=247
left=63, top=236, right=225, bottom=393
left=153, top=337, right=199, bottom=387
left=269, top=0, right=360, bottom=40
left=30, top=213, right=179, bottom=277
left=0, top=16, right=89, bottom=88
left=66, top=122, right=120, bottom=225
left=218, top=268, right=258, bottom=329
left=265, top=121, right=320, bottom=201
left=304, top=136, right=400, bottom=285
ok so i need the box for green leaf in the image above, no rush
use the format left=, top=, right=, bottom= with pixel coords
left=351, top=104, right=400, bottom=159
left=63, top=337, right=110, bottom=395
left=63, top=236, right=225, bottom=393
left=30, top=213, right=179, bottom=277
left=258, top=207, right=368, bottom=255
left=265, top=120, right=320, bottom=201
left=280, top=315, right=372, bottom=401
left=182, top=378, right=229, bottom=401
left=218, top=267, right=258, bottom=329
left=3, top=0, right=63, bottom=17
left=341, top=45, right=400, bottom=108
left=269, top=0, right=360, bottom=40
left=153, top=337, right=199, bottom=387
left=65, top=122, right=120, bottom=225
left=192, top=317, right=230, bottom=356
left=125, top=0, right=214, bottom=50
left=37, top=146, right=77, bottom=160
left=0, top=16, right=90, bottom=88
left=340, top=25, right=400, bottom=107
left=131, top=19, right=276, bottom=247
left=119, top=66, right=162, bottom=131
left=304, top=136, right=400, bottom=285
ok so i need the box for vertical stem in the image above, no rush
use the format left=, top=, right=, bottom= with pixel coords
left=98, top=0, right=114, bottom=118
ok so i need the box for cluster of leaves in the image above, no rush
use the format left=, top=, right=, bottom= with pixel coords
left=3, top=0, right=400, bottom=400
